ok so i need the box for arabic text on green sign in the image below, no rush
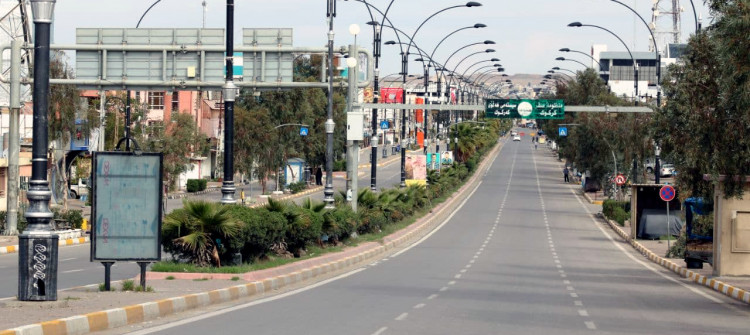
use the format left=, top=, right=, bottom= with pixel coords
left=485, top=99, right=565, bottom=119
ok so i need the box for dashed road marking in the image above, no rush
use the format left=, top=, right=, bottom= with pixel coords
left=395, top=313, right=408, bottom=321
left=414, top=303, right=425, bottom=309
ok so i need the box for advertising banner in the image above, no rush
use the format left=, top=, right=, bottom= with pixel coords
left=405, top=154, right=427, bottom=186
left=380, top=87, right=404, bottom=103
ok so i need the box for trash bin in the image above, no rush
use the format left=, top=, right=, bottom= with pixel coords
left=382, top=147, right=388, bottom=158
left=391, top=146, right=396, bottom=155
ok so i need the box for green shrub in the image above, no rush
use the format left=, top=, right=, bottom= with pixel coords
left=603, top=200, right=630, bottom=220
left=186, top=179, right=208, bottom=192
left=288, top=181, right=307, bottom=194
left=226, top=206, right=288, bottom=260
left=323, top=206, right=357, bottom=240
left=612, top=206, right=629, bottom=226
left=61, top=209, right=84, bottom=229
left=285, top=207, right=323, bottom=255
left=333, top=159, right=346, bottom=172
left=359, top=211, right=387, bottom=235
left=121, top=279, right=135, bottom=291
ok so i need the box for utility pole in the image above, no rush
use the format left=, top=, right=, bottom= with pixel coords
left=346, top=42, right=359, bottom=212
left=323, top=0, right=336, bottom=208
left=4, top=40, right=21, bottom=235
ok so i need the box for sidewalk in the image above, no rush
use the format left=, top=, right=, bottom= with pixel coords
left=579, top=179, right=750, bottom=305
left=0, top=138, right=505, bottom=334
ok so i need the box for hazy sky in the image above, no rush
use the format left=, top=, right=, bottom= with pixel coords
left=53, top=0, right=711, bottom=77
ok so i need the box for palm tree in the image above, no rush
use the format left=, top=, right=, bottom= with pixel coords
left=452, top=123, right=480, bottom=162
left=163, top=200, right=242, bottom=267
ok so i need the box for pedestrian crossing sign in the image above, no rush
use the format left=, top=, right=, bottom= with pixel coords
left=300, top=127, right=309, bottom=136
left=559, top=127, right=568, bottom=137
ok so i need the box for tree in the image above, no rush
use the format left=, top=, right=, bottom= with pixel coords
left=653, top=1, right=750, bottom=198
left=143, top=113, right=208, bottom=190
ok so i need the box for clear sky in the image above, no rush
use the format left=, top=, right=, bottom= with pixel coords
left=53, top=0, right=711, bottom=77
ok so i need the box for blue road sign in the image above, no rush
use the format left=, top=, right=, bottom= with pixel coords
left=558, top=127, right=568, bottom=137
left=300, top=127, right=309, bottom=136
left=380, top=120, right=389, bottom=129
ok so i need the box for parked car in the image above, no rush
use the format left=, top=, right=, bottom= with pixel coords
left=512, top=135, right=521, bottom=141
left=660, top=164, right=675, bottom=177
left=69, top=178, right=89, bottom=199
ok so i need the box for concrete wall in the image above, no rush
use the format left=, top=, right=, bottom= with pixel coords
left=713, top=181, right=750, bottom=276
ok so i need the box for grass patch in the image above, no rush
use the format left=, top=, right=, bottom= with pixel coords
left=134, top=286, right=154, bottom=292
left=231, top=276, right=240, bottom=281
left=63, top=296, right=81, bottom=301
left=98, top=283, right=107, bottom=291
left=121, top=279, right=135, bottom=291
left=165, top=275, right=175, bottom=280
left=193, top=278, right=209, bottom=281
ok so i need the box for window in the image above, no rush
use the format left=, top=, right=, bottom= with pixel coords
left=147, top=92, right=164, bottom=110
left=171, top=92, right=179, bottom=111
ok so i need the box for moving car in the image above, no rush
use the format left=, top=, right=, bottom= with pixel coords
left=512, top=135, right=521, bottom=141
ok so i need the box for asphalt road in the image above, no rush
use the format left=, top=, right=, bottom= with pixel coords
left=132, top=134, right=749, bottom=335
left=0, top=149, right=405, bottom=299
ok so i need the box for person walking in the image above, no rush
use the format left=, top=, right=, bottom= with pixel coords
left=563, top=166, right=570, bottom=183
left=315, top=166, right=323, bottom=186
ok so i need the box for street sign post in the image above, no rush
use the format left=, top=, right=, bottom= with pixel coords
left=485, top=99, right=565, bottom=119
left=660, top=184, right=676, bottom=250
left=615, top=174, right=627, bottom=186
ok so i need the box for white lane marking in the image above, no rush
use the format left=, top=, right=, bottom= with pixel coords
left=465, top=264, right=472, bottom=269
left=566, top=286, right=575, bottom=291
left=454, top=274, right=462, bottom=279
left=574, top=300, right=583, bottom=306
left=128, top=268, right=367, bottom=334
left=556, top=265, right=562, bottom=268
left=414, top=303, right=426, bottom=309
left=570, top=293, right=579, bottom=298
left=428, top=294, right=438, bottom=300
left=578, top=310, right=589, bottom=317
left=60, top=257, right=77, bottom=262
left=440, top=287, right=448, bottom=292
left=469, top=259, right=475, bottom=264
left=460, top=269, right=467, bottom=273
left=561, top=274, right=567, bottom=278
left=448, top=281, right=456, bottom=285
left=563, top=280, right=571, bottom=285
left=390, top=178, right=485, bottom=258
left=585, top=321, right=597, bottom=330
left=395, top=313, right=409, bottom=321
left=62, top=269, right=85, bottom=274
left=373, top=327, right=388, bottom=335
left=569, top=189, right=733, bottom=306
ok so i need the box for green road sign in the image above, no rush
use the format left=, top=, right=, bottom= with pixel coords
left=485, top=99, right=565, bottom=119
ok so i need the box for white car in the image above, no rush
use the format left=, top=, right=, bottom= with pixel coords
left=512, top=135, right=521, bottom=141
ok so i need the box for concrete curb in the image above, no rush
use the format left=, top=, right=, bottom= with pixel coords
left=0, top=236, right=89, bottom=255
left=582, top=191, right=604, bottom=205
left=601, top=217, right=750, bottom=305
left=0, top=141, right=504, bottom=335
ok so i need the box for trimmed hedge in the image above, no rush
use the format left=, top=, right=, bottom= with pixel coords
left=603, top=199, right=630, bottom=226
left=162, top=120, right=508, bottom=267
left=186, top=179, right=208, bottom=192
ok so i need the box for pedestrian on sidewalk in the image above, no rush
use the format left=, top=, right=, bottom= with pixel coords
left=563, top=166, right=570, bottom=183
left=315, top=167, right=323, bottom=186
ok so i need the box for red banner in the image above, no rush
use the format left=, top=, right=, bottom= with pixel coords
left=415, top=97, right=424, bottom=123
left=380, top=87, right=404, bottom=103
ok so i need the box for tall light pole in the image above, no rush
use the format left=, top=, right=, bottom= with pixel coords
left=20, top=0, right=58, bottom=302
left=559, top=47, right=602, bottom=69
left=555, top=56, right=588, bottom=69
left=323, top=0, right=336, bottom=207
left=220, top=0, right=238, bottom=204
left=608, top=0, right=662, bottom=106
left=568, top=21, right=639, bottom=105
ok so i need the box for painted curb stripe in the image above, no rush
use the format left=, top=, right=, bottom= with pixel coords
left=1, top=142, right=504, bottom=335
left=603, top=217, right=749, bottom=306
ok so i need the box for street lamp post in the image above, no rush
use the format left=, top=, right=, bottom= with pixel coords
left=323, top=0, right=336, bottom=208
left=559, top=47, right=602, bottom=69
left=608, top=0, right=662, bottom=106
left=221, top=0, right=238, bottom=204
left=19, top=0, right=58, bottom=301
left=551, top=67, right=576, bottom=75
left=568, top=21, right=639, bottom=105
left=555, top=56, right=588, bottom=69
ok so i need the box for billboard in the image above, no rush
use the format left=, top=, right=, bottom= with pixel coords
left=485, top=99, right=565, bottom=119
left=405, top=153, right=427, bottom=186
left=380, top=87, right=403, bottom=103
left=91, top=152, right=163, bottom=261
